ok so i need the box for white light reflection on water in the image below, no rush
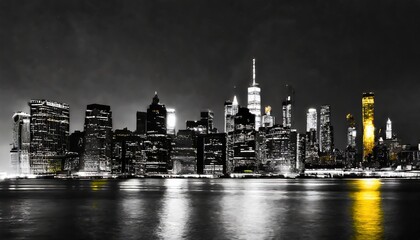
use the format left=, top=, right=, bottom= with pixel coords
left=219, top=180, right=282, bottom=239
left=156, top=179, right=191, bottom=240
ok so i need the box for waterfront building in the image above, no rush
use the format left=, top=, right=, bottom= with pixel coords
left=65, top=130, right=84, bottom=172
left=29, top=99, right=70, bottom=174
left=82, top=104, right=113, bottom=173
left=247, top=58, right=261, bottom=130
left=362, top=92, right=375, bottom=160
left=345, top=114, right=357, bottom=167
left=232, top=107, right=257, bottom=172
left=10, top=112, right=31, bottom=175
left=262, top=106, right=275, bottom=128
left=166, top=108, right=176, bottom=135
left=197, top=133, right=227, bottom=176
left=145, top=93, right=171, bottom=174
left=171, top=130, right=197, bottom=174
left=265, top=125, right=292, bottom=173
left=112, top=128, right=146, bottom=176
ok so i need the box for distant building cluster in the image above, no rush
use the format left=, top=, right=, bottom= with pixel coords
left=9, top=59, right=420, bottom=176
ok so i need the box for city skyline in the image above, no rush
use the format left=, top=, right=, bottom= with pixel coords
left=2, top=0, right=420, bottom=172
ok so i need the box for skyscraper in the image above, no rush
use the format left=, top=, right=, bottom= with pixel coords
left=136, top=111, right=147, bottom=134
left=224, top=95, right=239, bottom=133
left=282, top=96, right=292, bottom=128
left=319, top=105, right=334, bottom=153
left=262, top=106, right=275, bottom=128
left=247, top=58, right=261, bottom=130
left=147, top=92, right=167, bottom=135
left=145, top=92, right=170, bottom=174
left=82, top=104, right=113, bottom=173
left=232, top=107, right=257, bottom=172
left=386, top=118, right=392, bottom=140
left=186, top=110, right=216, bottom=134
left=362, top=92, right=375, bottom=160
left=166, top=108, right=176, bottom=135
left=10, top=112, right=31, bottom=175
left=346, top=114, right=357, bottom=148
left=306, top=108, right=317, bottom=132
left=29, top=99, right=70, bottom=174
left=197, top=133, right=227, bottom=176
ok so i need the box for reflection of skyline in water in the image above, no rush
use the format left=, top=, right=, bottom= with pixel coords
left=350, top=179, right=383, bottom=240
left=1, top=179, right=420, bottom=239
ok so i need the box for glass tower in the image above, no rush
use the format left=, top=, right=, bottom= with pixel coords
left=247, top=58, right=261, bottom=130
left=362, top=92, right=375, bottom=160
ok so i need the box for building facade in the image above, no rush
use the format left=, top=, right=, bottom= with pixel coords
left=10, top=112, right=31, bottom=175
left=29, top=99, right=70, bottom=174
left=362, top=92, right=375, bottom=160
left=247, top=58, right=261, bottom=130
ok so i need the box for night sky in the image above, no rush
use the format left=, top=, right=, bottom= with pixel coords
left=1, top=0, right=420, bottom=171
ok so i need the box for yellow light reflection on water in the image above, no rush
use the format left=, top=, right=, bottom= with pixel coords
left=90, top=179, right=108, bottom=191
left=350, top=179, right=383, bottom=240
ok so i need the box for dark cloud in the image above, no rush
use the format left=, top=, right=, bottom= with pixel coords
left=1, top=0, right=420, bottom=171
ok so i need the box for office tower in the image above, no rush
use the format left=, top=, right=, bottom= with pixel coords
left=10, top=112, right=31, bottom=175
left=147, top=92, right=167, bottom=135
left=136, top=111, right=147, bottom=134
left=65, top=130, right=84, bottom=172
left=386, top=118, right=392, bottom=140
left=247, top=58, right=261, bottom=130
left=319, top=105, right=334, bottom=153
left=144, top=92, right=170, bottom=174
left=282, top=96, right=292, bottom=128
left=262, top=106, right=275, bottom=128
left=232, top=107, right=257, bottom=172
left=362, top=92, right=375, bottom=160
left=112, top=128, right=146, bottom=176
left=306, top=108, right=317, bottom=132
left=346, top=114, right=357, bottom=148
left=224, top=96, right=239, bottom=133
left=197, top=133, right=227, bottom=176
left=29, top=99, right=70, bottom=174
left=166, top=108, right=176, bottom=135
left=82, top=104, right=113, bottom=173
left=186, top=110, right=216, bottom=134
left=171, top=130, right=197, bottom=174
left=265, top=125, right=292, bottom=173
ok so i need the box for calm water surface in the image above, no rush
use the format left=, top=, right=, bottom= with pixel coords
left=0, top=178, right=419, bottom=239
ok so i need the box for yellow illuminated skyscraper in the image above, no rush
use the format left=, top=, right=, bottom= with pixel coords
left=362, top=92, right=375, bottom=160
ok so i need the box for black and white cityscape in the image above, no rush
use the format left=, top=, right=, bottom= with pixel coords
left=2, top=1, right=420, bottom=239
left=8, top=62, right=420, bottom=178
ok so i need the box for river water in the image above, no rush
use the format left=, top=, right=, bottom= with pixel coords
left=0, top=178, right=419, bottom=239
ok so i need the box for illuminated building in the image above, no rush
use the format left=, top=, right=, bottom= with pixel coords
left=112, top=128, right=146, bottom=176
left=10, top=112, right=31, bottom=175
left=64, top=130, right=84, bottom=172
left=319, top=105, right=334, bottom=153
left=306, top=108, right=317, bottom=132
left=136, top=111, right=147, bottom=134
left=232, top=107, right=257, bottom=172
left=224, top=95, right=239, bottom=133
left=186, top=110, right=215, bottom=134
left=262, top=106, right=275, bottom=128
left=345, top=114, right=357, bottom=167
left=265, top=125, right=292, bottom=173
left=362, top=92, right=375, bottom=160
left=197, top=133, right=227, bottom=176
left=171, top=130, right=197, bottom=174
left=82, top=104, right=113, bottom=173
left=346, top=114, right=357, bottom=148
left=282, top=96, right=292, bottom=128
left=386, top=118, right=392, bottom=140
left=145, top=92, right=171, bottom=174
left=247, top=58, right=261, bottom=130
left=29, top=99, right=70, bottom=174
left=166, top=108, right=176, bottom=135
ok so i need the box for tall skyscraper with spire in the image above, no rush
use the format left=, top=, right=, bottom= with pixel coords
left=224, top=95, right=239, bottom=133
left=247, top=58, right=261, bottom=130
left=386, top=118, right=392, bottom=140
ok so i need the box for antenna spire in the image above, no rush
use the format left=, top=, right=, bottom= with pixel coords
left=252, top=58, right=256, bottom=85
